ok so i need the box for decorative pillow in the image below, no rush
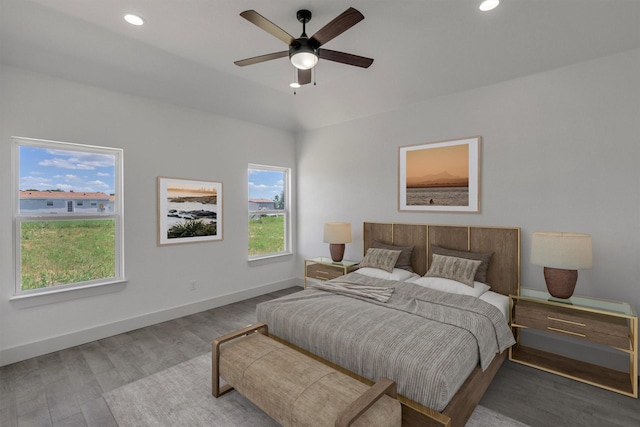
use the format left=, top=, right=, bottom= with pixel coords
left=425, top=254, right=482, bottom=287
left=408, top=276, right=491, bottom=298
left=357, top=267, right=415, bottom=282
left=359, top=248, right=402, bottom=273
left=431, top=245, right=493, bottom=283
left=371, top=240, right=414, bottom=272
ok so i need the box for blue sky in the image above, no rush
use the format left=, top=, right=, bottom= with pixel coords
left=248, top=168, right=284, bottom=201
left=19, top=146, right=115, bottom=194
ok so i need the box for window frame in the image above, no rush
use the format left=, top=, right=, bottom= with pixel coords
left=12, top=137, right=125, bottom=297
left=247, top=163, right=291, bottom=261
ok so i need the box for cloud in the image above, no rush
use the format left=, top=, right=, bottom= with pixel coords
left=20, top=175, right=53, bottom=190
left=41, top=149, right=115, bottom=170
left=86, top=180, right=109, bottom=188
left=248, top=182, right=269, bottom=190
left=39, top=157, right=95, bottom=170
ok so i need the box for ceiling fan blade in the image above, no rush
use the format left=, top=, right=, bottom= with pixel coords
left=234, top=51, right=288, bottom=67
left=240, top=10, right=296, bottom=45
left=298, top=69, right=312, bottom=85
left=309, top=7, right=364, bottom=47
left=319, top=49, right=374, bottom=68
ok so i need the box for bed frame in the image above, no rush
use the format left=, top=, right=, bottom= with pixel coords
left=274, top=222, right=521, bottom=427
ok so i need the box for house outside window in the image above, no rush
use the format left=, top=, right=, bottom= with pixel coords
left=14, top=137, right=124, bottom=295
left=248, top=164, right=291, bottom=259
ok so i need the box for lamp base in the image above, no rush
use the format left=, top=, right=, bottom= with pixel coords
left=329, top=243, right=345, bottom=262
left=543, top=267, right=578, bottom=299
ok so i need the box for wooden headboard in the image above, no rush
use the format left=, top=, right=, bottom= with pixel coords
left=363, top=222, right=520, bottom=296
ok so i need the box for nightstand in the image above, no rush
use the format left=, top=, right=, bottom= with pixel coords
left=509, top=288, right=637, bottom=398
left=304, top=257, right=358, bottom=288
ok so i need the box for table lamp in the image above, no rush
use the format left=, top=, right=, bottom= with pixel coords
left=323, top=222, right=352, bottom=262
left=531, top=232, right=592, bottom=299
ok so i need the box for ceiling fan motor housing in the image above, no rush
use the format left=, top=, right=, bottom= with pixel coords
left=296, top=9, right=312, bottom=25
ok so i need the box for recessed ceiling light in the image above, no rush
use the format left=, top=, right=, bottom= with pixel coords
left=290, top=82, right=301, bottom=89
left=124, top=14, right=145, bottom=26
left=479, top=0, right=500, bottom=12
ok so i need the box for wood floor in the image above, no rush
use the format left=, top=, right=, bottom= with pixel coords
left=1, top=286, right=638, bottom=427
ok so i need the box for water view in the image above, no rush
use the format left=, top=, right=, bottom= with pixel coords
left=406, top=187, right=469, bottom=206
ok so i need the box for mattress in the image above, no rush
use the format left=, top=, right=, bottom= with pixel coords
left=256, top=272, right=515, bottom=411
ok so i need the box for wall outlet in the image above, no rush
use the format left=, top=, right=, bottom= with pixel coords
left=190, top=280, right=196, bottom=291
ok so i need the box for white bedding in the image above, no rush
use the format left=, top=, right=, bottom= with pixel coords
left=480, top=291, right=510, bottom=320
left=348, top=267, right=510, bottom=319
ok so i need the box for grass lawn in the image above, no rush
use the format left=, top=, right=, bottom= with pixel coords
left=249, top=215, right=285, bottom=256
left=20, top=219, right=116, bottom=290
left=19, top=215, right=283, bottom=290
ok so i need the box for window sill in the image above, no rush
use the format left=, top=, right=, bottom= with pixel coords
left=248, top=252, right=293, bottom=266
left=9, top=279, right=127, bottom=308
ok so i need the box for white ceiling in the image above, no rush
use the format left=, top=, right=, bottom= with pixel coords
left=1, top=0, right=639, bottom=132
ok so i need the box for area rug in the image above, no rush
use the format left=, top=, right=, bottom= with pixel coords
left=103, top=353, right=529, bottom=427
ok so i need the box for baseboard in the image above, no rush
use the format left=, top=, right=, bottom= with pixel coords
left=0, top=278, right=301, bottom=367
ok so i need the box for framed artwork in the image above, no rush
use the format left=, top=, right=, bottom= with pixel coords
left=157, top=177, right=223, bottom=245
left=398, top=136, right=480, bottom=212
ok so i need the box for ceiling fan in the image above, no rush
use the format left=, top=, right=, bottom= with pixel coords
left=234, top=7, right=374, bottom=86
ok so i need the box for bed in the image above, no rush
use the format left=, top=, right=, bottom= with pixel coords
left=257, top=222, right=520, bottom=427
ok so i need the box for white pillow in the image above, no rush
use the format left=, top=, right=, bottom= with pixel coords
left=408, top=276, right=491, bottom=297
left=356, top=267, right=415, bottom=282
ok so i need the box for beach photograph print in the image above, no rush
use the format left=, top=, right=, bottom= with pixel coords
left=157, top=177, right=223, bottom=245
left=399, top=137, right=480, bottom=212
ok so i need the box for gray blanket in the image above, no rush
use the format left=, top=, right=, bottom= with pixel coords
left=308, top=281, right=395, bottom=302
left=256, top=272, right=515, bottom=411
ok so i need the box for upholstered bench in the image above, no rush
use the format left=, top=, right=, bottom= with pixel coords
left=212, top=323, right=401, bottom=427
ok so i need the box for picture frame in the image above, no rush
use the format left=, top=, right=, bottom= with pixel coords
left=157, top=177, right=223, bottom=245
left=398, top=136, right=480, bottom=212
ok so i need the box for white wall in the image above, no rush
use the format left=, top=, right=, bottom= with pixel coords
left=0, top=66, right=298, bottom=365
left=297, top=49, right=640, bottom=369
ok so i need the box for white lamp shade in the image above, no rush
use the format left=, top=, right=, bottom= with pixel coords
left=290, top=51, right=318, bottom=70
left=323, top=222, right=352, bottom=244
left=479, top=0, right=500, bottom=12
left=531, top=232, right=592, bottom=270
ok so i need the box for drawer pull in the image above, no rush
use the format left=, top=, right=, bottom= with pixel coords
left=547, top=316, right=585, bottom=327
left=547, top=326, right=586, bottom=338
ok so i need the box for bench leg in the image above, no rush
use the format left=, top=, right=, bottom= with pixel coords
left=335, top=377, right=397, bottom=427
left=211, top=323, right=269, bottom=398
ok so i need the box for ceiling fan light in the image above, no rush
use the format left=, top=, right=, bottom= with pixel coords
left=479, top=0, right=500, bottom=12
left=291, top=51, right=318, bottom=70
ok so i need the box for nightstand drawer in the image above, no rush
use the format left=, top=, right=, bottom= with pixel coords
left=515, top=301, right=629, bottom=348
left=306, top=263, right=346, bottom=280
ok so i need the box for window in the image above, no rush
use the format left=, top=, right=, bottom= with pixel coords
left=13, top=137, right=124, bottom=296
left=248, top=164, right=291, bottom=259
